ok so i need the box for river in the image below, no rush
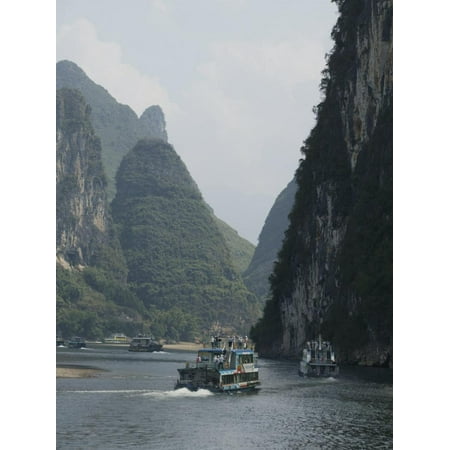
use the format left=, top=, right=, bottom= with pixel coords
left=57, top=344, right=392, bottom=449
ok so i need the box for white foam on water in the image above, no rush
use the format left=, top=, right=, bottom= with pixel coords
left=61, top=389, right=151, bottom=394
left=322, top=377, right=338, bottom=383
left=142, top=388, right=214, bottom=399
left=60, top=388, right=214, bottom=398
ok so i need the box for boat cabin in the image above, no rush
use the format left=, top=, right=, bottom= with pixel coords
left=194, top=348, right=255, bottom=370
left=177, top=346, right=260, bottom=392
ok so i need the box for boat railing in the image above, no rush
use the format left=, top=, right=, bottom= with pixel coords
left=184, top=361, right=233, bottom=370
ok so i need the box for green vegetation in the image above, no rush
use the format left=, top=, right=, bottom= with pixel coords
left=56, top=265, right=146, bottom=339
left=251, top=0, right=392, bottom=358
left=56, top=68, right=260, bottom=342
left=212, top=215, right=255, bottom=274
left=323, top=101, right=393, bottom=351
left=56, top=88, right=147, bottom=339
left=57, top=60, right=167, bottom=201
left=112, top=139, right=259, bottom=335
left=244, top=178, right=297, bottom=301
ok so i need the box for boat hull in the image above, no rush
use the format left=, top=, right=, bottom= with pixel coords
left=299, top=361, right=339, bottom=377
left=176, top=365, right=260, bottom=393
left=68, top=342, right=86, bottom=349
left=128, top=344, right=162, bottom=352
left=175, top=378, right=260, bottom=394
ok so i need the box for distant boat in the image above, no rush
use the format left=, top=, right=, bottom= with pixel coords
left=67, top=337, right=86, bottom=349
left=103, top=333, right=130, bottom=344
left=175, top=336, right=260, bottom=393
left=128, top=335, right=163, bottom=352
left=298, top=336, right=339, bottom=377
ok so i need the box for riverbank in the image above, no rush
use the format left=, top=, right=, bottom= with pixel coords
left=162, top=341, right=203, bottom=351
left=56, top=364, right=105, bottom=378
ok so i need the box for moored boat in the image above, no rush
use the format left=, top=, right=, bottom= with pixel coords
left=298, top=336, right=339, bottom=377
left=128, top=334, right=163, bottom=352
left=103, top=333, right=130, bottom=344
left=175, top=336, right=260, bottom=393
left=67, top=336, right=86, bottom=349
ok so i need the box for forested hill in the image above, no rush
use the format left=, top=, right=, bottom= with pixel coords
left=56, top=60, right=254, bottom=275
left=112, top=138, right=260, bottom=334
left=56, top=60, right=167, bottom=200
left=243, top=177, right=297, bottom=301
left=251, top=0, right=393, bottom=367
left=56, top=89, right=258, bottom=340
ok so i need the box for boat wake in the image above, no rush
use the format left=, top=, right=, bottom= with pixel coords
left=142, top=388, right=214, bottom=399
left=325, top=377, right=338, bottom=382
left=60, top=389, right=150, bottom=394
left=59, top=388, right=214, bottom=398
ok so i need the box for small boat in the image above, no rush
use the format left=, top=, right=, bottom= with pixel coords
left=298, top=336, right=339, bottom=377
left=128, top=334, right=163, bottom=352
left=67, top=336, right=86, bottom=349
left=103, top=333, right=130, bottom=344
left=175, top=336, right=260, bottom=393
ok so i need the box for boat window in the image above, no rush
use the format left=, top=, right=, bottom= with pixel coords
left=239, top=354, right=253, bottom=364
left=222, top=374, right=234, bottom=385
left=236, top=372, right=258, bottom=382
left=198, top=351, right=214, bottom=362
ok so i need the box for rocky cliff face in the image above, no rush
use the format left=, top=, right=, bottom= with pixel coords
left=138, top=105, right=168, bottom=142
left=56, top=88, right=116, bottom=269
left=56, top=60, right=168, bottom=200
left=253, top=0, right=392, bottom=366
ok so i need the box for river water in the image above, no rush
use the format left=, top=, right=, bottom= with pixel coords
left=57, top=345, right=392, bottom=449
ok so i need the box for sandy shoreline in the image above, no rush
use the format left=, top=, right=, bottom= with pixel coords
left=161, top=341, right=203, bottom=351
left=56, top=365, right=105, bottom=378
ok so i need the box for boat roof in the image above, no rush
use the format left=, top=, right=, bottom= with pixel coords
left=198, top=348, right=254, bottom=354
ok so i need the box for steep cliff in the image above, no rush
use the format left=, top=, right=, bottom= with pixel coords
left=56, top=60, right=167, bottom=200
left=111, top=138, right=259, bottom=335
left=251, top=0, right=392, bottom=366
left=244, top=177, right=297, bottom=301
left=56, top=88, right=117, bottom=269
left=56, top=88, right=146, bottom=339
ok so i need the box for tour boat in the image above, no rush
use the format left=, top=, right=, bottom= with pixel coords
left=298, top=336, right=339, bottom=377
left=175, top=336, right=260, bottom=393
left=128, top=334, right=163, bottom=352
left=103, top=333, right=130, bottom=344
left=67, top=336, right=86, bottom=349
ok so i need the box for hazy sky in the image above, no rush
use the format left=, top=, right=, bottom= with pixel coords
left=56, top=0, right=338, bottom=244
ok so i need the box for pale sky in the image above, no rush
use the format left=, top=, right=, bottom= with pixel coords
left=56, top=0, right=338, bottom=244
